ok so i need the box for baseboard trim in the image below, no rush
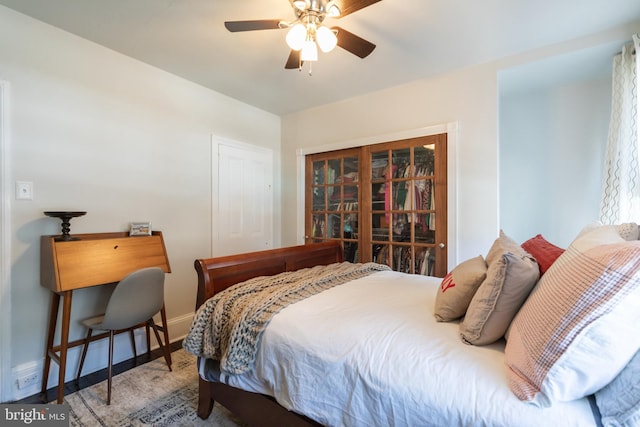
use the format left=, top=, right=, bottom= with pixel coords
left=11, top=312, right=194, bottom=402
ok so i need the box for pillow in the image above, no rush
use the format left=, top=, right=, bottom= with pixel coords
left=577, top=221, right=639, bottom=241
left=596, top=350, right=640, bottom=427
left=616, top=222, right=640, bottom=241
left=521, top=234, right=565, bottom=275
left=459, top=232, right=540, bottom=346
left=485, top=230, right=526, bottom=266
left=434, top=255, right=487, bottom=322
left=505, top=225, right=640, bottom=407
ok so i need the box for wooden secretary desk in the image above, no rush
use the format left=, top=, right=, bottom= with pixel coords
left=40, top=231, right=171, bottom=403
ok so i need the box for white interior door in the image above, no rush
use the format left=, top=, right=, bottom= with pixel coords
left=213, top=139, right=273, bottom=256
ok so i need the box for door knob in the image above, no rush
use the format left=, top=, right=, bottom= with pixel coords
left=439, top=243, right=446, bottom=249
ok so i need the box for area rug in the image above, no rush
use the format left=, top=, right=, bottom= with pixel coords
left=59, top=349, right=245, bottom=426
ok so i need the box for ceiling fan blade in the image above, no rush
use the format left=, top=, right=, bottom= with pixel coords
left=285, top=50, right=302, bottom=69
left=336, top=0, right=382, bottom=17
left=333, top=26, right=376, bottom=58
left=224, top=20, right=282, bottom=32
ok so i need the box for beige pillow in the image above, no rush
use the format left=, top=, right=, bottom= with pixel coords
left=485, top=230, right=529, bottom=265
left=459, top=231, right=540, bottom=346
left=505, top=226, right=640, bottom=407
left=434, top=256, right=487, bottom=322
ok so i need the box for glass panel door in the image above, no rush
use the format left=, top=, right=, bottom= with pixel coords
left=368, top=137, right=445, bottom=276
left=305, top=134, right=446, bottom=277
left=306, top=150, right=361, bottom=262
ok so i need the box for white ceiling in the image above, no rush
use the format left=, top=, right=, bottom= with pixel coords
left=1, top=0, right=639, bottom=115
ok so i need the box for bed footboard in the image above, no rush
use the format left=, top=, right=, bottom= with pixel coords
left=197, top=377, right=215, bottom=419
left=198, top=379, right=321, bottom=426
left=193, top=242, right=343, bottom=425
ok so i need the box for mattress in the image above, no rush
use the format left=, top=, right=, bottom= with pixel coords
left=199, top=270, right=599, bottom=427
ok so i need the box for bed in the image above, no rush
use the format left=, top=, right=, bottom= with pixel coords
left=183, top=225, right=640, bottom=427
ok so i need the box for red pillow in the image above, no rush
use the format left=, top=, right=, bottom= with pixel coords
left=521, top=234, right=565, bottom=275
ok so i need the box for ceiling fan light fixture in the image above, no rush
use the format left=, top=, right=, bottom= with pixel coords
left=293, top=0, right=307, bottom=11
left=301, top=39, right=318, bottom=61
left=326, top=2, right=341, bottom=17
left=286, top=23, right=307, bottom=50
left=316, top=26, right=337, bottom=52
left=224, top=0, right=380, bottom=72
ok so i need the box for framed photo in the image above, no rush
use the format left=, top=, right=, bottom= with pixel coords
left=129, top=222, right=152, bottom=236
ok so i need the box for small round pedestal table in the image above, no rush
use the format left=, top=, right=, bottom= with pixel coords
left=44, top=211, right=87, bottom=241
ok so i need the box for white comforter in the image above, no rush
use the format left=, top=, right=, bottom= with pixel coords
left=201, top=270, right=598, bottom=427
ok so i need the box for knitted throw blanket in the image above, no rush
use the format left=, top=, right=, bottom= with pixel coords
left=183, top=261, right=390, bottom=375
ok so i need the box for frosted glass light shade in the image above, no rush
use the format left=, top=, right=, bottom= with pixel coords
left=301, top=40, right=318, bottom=61
left=286, top=24, right=306, bottom=51
left=293, top=0, right=307, bottom=10
left=316, top=26, right=337, bottom=52
left=326, top=2, right=341, bottom=17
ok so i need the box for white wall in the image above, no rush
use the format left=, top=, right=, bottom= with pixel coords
left=0, top=5, right=280, bottom=401
left=282, top=63, right=500, bottom=263
left=500, top=78, right=611, bottom=247
left=281, top=23, right=636, bottom=265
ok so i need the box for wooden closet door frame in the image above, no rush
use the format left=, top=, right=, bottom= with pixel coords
left=296, top=122, right=458, bottom=273
left=362, top=134, right=447, bottom=277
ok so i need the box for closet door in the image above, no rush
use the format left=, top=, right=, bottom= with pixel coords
left=305, top=148, right=361, bottom=262
left=363, top=134, right=447, bottom=277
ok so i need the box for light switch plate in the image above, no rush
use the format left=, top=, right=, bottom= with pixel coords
left=15, top=181, right=33, bottom=200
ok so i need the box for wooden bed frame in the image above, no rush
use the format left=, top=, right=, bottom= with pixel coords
left=193, top=241, right=344, bottom=426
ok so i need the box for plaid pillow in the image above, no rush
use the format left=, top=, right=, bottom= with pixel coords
left=505, top=226, right=640, bottom=406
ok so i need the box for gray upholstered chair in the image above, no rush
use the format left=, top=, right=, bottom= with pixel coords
left=76, top=267, right=172, bottom=405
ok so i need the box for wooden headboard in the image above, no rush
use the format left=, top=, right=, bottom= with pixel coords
left=194, top=241, right=343, bottom=309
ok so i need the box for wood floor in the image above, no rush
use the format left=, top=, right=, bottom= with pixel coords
left=15, top=340, right=184, bottom=404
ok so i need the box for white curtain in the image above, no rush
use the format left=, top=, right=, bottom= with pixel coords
left=599, top=34, right=640, bottom=224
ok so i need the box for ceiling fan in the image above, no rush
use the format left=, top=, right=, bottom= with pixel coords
left=224, top=0, right=382, bottom=71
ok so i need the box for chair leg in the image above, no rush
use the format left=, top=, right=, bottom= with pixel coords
left=107, top=330, right=114, bottom=405
left=76, top=329, right=93, bottom=381
left=149, top=319, right=172, bottom=372
left=145, top=323, right=151, bottom=358
left=128, top=329, right=137, bottom=363
left=160, top=304, right=172, bottom=366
